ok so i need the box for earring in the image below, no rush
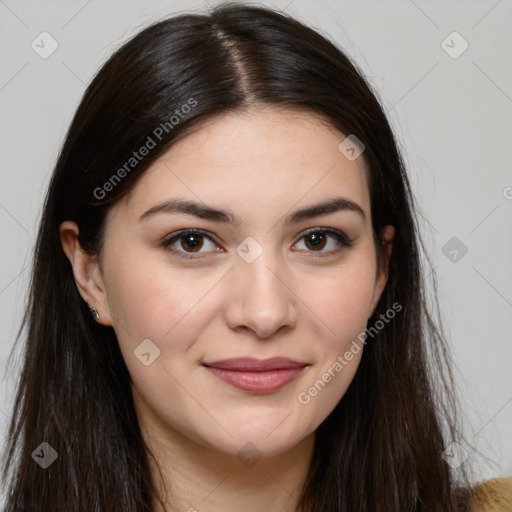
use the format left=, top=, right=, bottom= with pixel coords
left=90, top=307, right=100, bottom=322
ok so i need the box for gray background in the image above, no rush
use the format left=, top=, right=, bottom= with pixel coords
left=1, top=0, right=511, bottom=498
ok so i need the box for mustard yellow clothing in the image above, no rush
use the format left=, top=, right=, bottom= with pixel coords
left=471, top=476, right=512, bottom=511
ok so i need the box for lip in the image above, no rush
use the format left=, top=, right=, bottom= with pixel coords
left=202, top=357, right=308, bottom=393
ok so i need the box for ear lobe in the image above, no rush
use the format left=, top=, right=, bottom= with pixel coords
left=59, top=220, right=112, bottom=326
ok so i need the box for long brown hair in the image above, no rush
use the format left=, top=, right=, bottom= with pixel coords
left=1, top=3, right=473, bottom=510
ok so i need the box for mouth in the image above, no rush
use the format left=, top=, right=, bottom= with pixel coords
left=202, top=357, right=308, bottom=393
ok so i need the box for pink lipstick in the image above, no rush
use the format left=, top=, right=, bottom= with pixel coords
left=202, top=357, right=307, bottom=393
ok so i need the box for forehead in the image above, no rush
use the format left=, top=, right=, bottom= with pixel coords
left=116, top=107, right=370, bottom=223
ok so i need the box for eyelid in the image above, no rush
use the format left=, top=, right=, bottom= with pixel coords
left=160, top=227, right=354, bottom=260
left=299, top=227, right=354, bottom=246
left=293, top=227, right=354, bottom=258
left=161, top=229, right=221, bottom=260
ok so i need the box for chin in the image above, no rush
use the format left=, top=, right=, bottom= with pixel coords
left=212, top=419, right=313, bottom=459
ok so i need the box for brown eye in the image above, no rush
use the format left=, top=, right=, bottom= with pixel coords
left=293, top=228, right=354, bottom=258
left=179, top=233, right=204, bottom=252
left=161, top=229, right=221, bottom=260
left=304, top=231, right=328, bottom=251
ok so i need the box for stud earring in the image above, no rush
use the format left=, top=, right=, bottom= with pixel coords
left=90, top=307, right=100, bottom=322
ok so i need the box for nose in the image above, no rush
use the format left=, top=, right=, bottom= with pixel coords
left=223, top=249, right=299, bottom=339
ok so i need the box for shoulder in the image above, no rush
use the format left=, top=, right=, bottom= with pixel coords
left=470, top=476, right=512, bottom=512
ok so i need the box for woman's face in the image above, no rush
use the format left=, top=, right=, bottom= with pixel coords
left=63, top=107, right=393, bottom=459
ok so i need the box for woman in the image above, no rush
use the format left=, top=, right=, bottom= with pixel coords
left=1, top=3, right=510, bottom=511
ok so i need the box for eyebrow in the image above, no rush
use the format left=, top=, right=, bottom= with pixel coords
left=138, top=196, right=366, bottom=225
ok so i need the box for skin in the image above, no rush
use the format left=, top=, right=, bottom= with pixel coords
left=60, top=106, right=394, bottom=512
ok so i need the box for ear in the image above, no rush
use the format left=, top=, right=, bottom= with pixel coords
left=59, top=220, right=113, bottom=326
left=369, top=224, right=395, bottom=318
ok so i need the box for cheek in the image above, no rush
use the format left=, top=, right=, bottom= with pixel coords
left=103, top=247, right=228, bottom=370
left=97, top=237, right=378, bottom=453
left=292, top=264, right=373, bottom=422
left=104, top=239, right=377, bottom=363
left=296, top=258, right=376, bottom=346
left=104, top=245, right=200, bottom=330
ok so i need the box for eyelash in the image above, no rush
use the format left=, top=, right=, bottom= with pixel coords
left=160, top=228, right=354, bottom=261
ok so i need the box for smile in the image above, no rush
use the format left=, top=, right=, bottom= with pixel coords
left=202, top=357, right=308, bottom=393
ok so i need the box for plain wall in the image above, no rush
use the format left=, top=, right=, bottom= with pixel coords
left=1, top=0, right=511, bottom=502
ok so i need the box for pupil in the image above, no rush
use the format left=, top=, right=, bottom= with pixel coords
left=183, top=234, right=202, bottom=252
left=307, top=233, right=326, bottom=250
